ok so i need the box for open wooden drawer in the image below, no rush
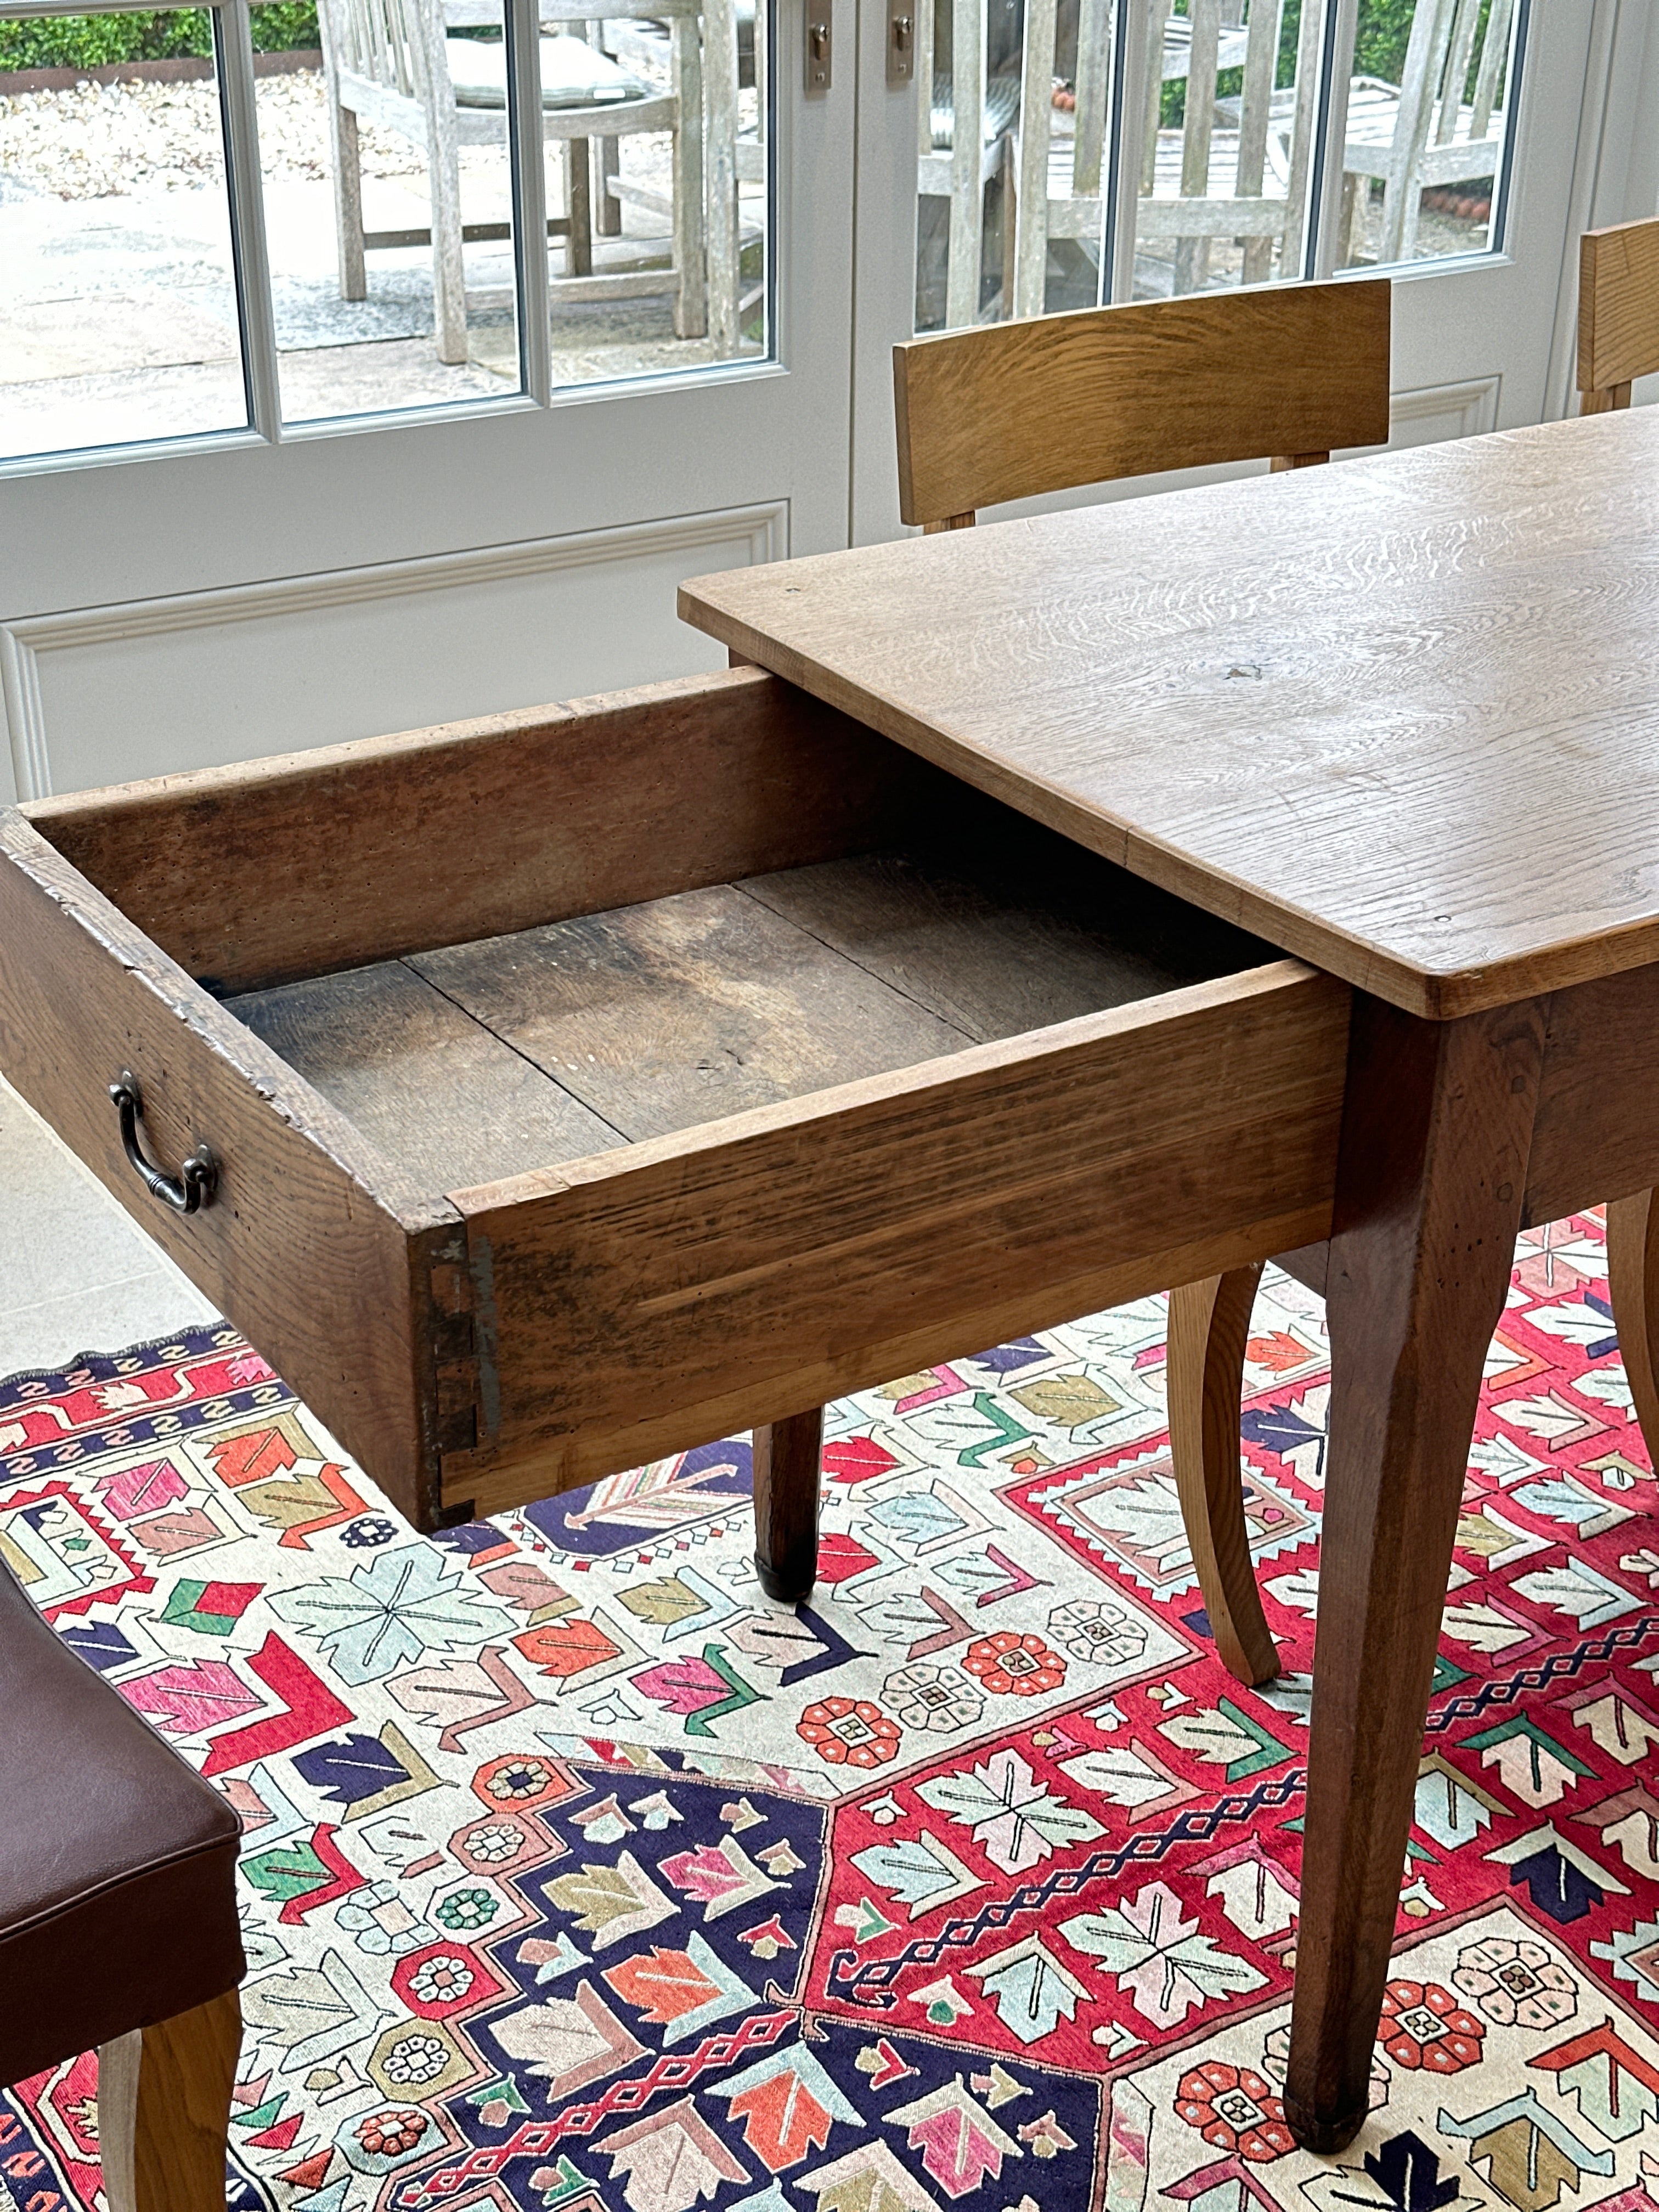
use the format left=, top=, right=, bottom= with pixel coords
left=0, top=668, right=1352, bottom=1528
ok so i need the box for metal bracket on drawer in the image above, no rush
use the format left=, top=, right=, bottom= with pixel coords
left=805, top=0, right=831, bottom=92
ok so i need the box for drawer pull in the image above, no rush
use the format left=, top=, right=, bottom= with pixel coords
left=109, top=1071, right=218, bottom=1215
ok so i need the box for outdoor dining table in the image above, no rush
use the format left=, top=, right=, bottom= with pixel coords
left=676, top=400, right=1659, bottom=2153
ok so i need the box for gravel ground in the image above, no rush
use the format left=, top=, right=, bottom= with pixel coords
left=0, top=71, right=498, bottom=199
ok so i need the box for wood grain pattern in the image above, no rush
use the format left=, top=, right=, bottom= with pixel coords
left=1167, top=1265, right=1279, bottom=1687
left=1579, top=216, right=1659, bottom=399
left=439, top=963, right=1352, bottom=1514
left=229, top=960, right=623, bottom=1190
left=411, top=883, right=974, bottom=1141
left=752, top=1406, right=823, bottom=1601
left=1526, top=965, right=1659, bottom=1224
left=98, top=1990, right=241, bottom=2212
left=1284, top=992, right=1544, bottom=2150
left=25, top=670, right=940, bottom=996
left=0, top=810, right=449, bottom=1526
left=681, top=408, right=1659, bottom=1019
left=891, top=279, right=1391, bottom=525
left=742, top=835, right=1268, bottom=1041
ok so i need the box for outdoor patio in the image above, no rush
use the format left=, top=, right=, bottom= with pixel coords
left=0, top=60, right=765, bottom=455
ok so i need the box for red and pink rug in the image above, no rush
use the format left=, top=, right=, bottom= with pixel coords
left=3, top=1209, right=1657, bottom=2212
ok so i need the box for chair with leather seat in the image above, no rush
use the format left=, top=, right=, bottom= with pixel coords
left=1, top=1554, right=244, bottom=2211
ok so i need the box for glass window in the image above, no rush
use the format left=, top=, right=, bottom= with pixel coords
left=1330, top=0, right=1521, bottom=272
left=1, top=0, right=770, bottom=460
left=0, top=8, right=249, bottom=459
left=911, top=0, right=1527, bottom=330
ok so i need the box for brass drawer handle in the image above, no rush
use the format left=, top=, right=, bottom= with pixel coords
left=109, top=1071, right=218, bottom=1215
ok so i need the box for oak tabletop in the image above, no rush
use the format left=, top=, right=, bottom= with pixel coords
left=679, top=407, right=1659, bottom=1019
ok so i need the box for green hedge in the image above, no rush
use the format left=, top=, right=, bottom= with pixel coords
left=0, top=5, right=319, bottom=70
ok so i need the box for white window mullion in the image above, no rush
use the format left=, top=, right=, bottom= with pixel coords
left=214, top=0, right=283, bottom=438
left=1104, top=0, right=1152, bottom=302
left=1307, top=0, right=1359, bottom=279
left=506, top=0, right=552, bottom=404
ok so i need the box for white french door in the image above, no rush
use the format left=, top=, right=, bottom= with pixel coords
left=847, top=0, right=1654, bottom=544
left=0, top=0, right=854, bottom=800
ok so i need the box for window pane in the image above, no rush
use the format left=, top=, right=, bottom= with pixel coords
left=275, top=0, right=765, bottom=421
left=911, top=0, right=1325, bottom=331
left=0, top=10, right=247, bottom=460
left=914, top=0, right=1037, bottom=330
left=1330, top=0, right=1520, bottom=271
left=262, top=0, right=518, bottom=422
left=1119, top=0, right=1324, bottom=300
left=558, top=0, right=768, bottom=380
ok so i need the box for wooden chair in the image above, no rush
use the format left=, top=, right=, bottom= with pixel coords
left=1578, top=215, right=1659, bottom=414
left=888, top=280, right=1390, bottom=1668
left=1, top=1554, right=244, bottom=2209
left=319, top=0, right=710, bottom=363
left=776, top=281, right=1388, bottom=1630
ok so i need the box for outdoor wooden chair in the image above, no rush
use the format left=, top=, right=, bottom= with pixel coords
left=1, top=1553, right=244, bottom=2209
left=1009, top=0, right=1320, bottom=315
left=1334, top=0, right=1514, bottom=267
left=319, top=0, right=712, bottom=363
left=888, top=278, right=1391, bottom=1678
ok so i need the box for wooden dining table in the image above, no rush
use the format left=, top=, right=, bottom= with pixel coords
left=678, top=400, right=1659, bottom=2154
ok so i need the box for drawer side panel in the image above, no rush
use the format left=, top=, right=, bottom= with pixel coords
left=0, top=811, right=448, bottom=1525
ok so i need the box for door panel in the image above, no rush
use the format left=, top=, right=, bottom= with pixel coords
left=0, top=0, right=853, bottom=802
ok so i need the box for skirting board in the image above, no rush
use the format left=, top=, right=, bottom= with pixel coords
left=1, top=501, right=785, bottom=802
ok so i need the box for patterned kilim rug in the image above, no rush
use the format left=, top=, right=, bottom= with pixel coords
left=3, top=1209, right=1659, bottom=2212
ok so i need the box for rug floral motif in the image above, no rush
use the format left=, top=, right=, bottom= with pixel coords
left=3, top=1210, right=1659, bottom=2212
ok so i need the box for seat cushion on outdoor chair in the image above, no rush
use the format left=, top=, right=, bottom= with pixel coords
left=0, top=1555, right=244, bottom=2087
left=447, top=32, right=652, bottom=107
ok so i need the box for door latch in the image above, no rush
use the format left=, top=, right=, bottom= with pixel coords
left=805, top=0, right=831, bottom=92
left=887, top=4, right=913, bottom=83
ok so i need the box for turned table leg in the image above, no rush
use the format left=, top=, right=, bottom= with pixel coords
left=752, top=1406, right=823, bottom=1602
left=98, top=1988, right=241, bottom=2212
left=1169, top=1263, right=1279, bottom=1686
left=1284, top=994, right=1543, bottom=2153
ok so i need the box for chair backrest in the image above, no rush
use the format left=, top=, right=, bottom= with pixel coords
left=323, top=0, right=442, bottom=101
left=1578, top=217, right=1659, bottom=414
left=893, top=278, right=1391, bottom=529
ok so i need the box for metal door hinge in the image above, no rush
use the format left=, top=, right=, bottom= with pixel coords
left=805, top=0, right=831, bottom=92
left=887, top=3, right=913, bottom=82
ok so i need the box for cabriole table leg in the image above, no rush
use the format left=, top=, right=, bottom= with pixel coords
left=1284, top=992, right=1544, bottom=2152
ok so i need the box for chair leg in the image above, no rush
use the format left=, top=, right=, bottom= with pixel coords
left=596, top=134, right=622, bottom=236
left=428, top=112, right=468, bottom=364
left=98, top=1989, right=241, bottom=2212
left=753, top=1407, right=822, bottom=1604
left=329, top=100, right=367, bottom=300
left=1608, top=1190, right=1659, bottom=1472
left=1168, top=1265, right=1280, bottom=1688
left=567, top=138, right=594, bottom=275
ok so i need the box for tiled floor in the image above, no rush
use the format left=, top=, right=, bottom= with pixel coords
left=0, top=1074, right=217, bottom=1378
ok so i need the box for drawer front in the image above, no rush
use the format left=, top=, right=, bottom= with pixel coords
left=0, top=811, right=447, bottom=1523
left=443, top=961, right=1352, bottom=1517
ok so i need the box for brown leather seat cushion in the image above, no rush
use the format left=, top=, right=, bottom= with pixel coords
left=0, top=1554, right=245, bottom=2086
